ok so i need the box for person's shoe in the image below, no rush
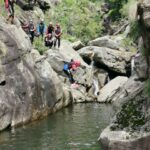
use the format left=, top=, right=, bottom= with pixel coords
left=71, top=83, right=79, bottom=89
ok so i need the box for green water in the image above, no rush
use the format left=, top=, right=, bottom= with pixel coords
left=0, top=103, right=115, bottom=150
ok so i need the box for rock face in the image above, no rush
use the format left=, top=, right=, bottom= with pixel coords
left=45, top=43, right=95, bottom=103
left=45, top=49, right=65, bottom=74
left=99, top=126, right=150, bottom=150
left=0, top=18, right=72, bottom=131
left=134, top=53, right=149, bottom=80
left=88, top=36, right=121, bottom=50
left=99, top=89, right=150, bottom=150
left=72, top=41, right=85, bottom=51
left=98, top=55, right=149, bottom=149
left=98, top=4, right=150, bottom=147
left=98, top=1, right=150, bottom=145
left=138, top=0, right=150, bottom=74
left=98, top=76, right=128, bottom=103
left=59, top=40, right=87, bottom=66
left=79, top=46, right=134, bottom=74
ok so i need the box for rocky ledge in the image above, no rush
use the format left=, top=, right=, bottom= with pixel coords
left=99, top=0, right=150, bottom=149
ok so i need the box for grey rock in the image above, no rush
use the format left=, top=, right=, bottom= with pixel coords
left=88, top=36, right=122, bottom=50
left=111, top=75, right=145, bottom=106
left=72, top=41, right=85, bottom=51
left=99, top=126, right=150, bottom=150
left=59, top=40, right=87, bottom=66
left=134, top=53, right=149, bottom=80
left=45, top=42, right=96, bottom=102
left=93, top=68, right=108, bottom=89
left=98, top=76, right=128, bottom=103
left=79, top=46, right=134, bottom=74
left=45, top=49, right=65, bottom=74
left=0, top=18, right=72, bottom=130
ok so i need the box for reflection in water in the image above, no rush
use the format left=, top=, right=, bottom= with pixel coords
left=0, top=104, right=115, bottom=150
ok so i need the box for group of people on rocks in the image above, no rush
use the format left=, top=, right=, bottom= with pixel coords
left=21, top=19, right=62, bottom=48
left=44, top=21, right=62, bottom=48
left=4, top=0, right=62, bottom=48
left=4, top=0, right=80, bottom=86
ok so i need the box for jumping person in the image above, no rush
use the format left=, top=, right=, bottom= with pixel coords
left=54, top=23, right=62, bottom=48
left=4, top=0, right=16, bottom=24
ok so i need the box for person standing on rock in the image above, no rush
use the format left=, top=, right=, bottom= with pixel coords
left=4, top=0, right=16, bottom=24
left=22, top=20, right=36, bottom=44
left=54, top=23, right=62, bottom=48
left=46, top=22, right=54, bottom=35
left=37, top=19, right=46, bottom=39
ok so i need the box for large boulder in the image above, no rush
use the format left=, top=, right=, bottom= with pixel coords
left=79, top=46, right=134, bottom=74
left=133, top=53, right=149, bottom=80
left=88, top=36, right=122, bottom=50
left=140, top=0, right=150, bottom=28
left=98, top=76, right=128, bottom=103
left=45, top=41, right=105, bottom=102
left=45, top=49, right=65, bottom=74
left=45, top=46, right=93, bottom=88
left=110, top=76, right=145, bottom=105
left=93, top=68, right=109, bottom=89
left=99, top=126, right=150, bottom=150
left=59, top=40, right=87, bottom=66
left=54, top=40, right=94, bottom=93
left=98, top=1, right=150, bottom=149
left=72, top=41, right=85, bottom=51
left=99, top=89, right=150, bottom=150
left=0, top=18, right=73, bottom=130
left=138, top=0, right=150, bottom=58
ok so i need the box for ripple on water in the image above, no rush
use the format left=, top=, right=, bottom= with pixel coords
left=0, top=103, right=115, bottom=150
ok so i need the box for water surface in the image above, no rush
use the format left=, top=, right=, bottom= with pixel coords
left=0, top=103, right=115, bottom=150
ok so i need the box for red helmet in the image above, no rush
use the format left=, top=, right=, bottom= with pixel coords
left=75, top=60, right=81, bottom=67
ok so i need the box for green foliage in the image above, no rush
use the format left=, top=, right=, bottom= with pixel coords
left=50, top=0, right=103, bottom=43
left=0, top=0, right=7, bottom=17
left=33, top=37, right=48, bottom=55
left=104, top=0, right=128, bottom=21
left=120, top=0, right=136, bottom=18
left=145, top=79, right=150, bottom=97
left=110, top=97, right=146, bottom=131
left=120, top=20, right=140, bottom=53
left=129, top=21, right=141, bottom=42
